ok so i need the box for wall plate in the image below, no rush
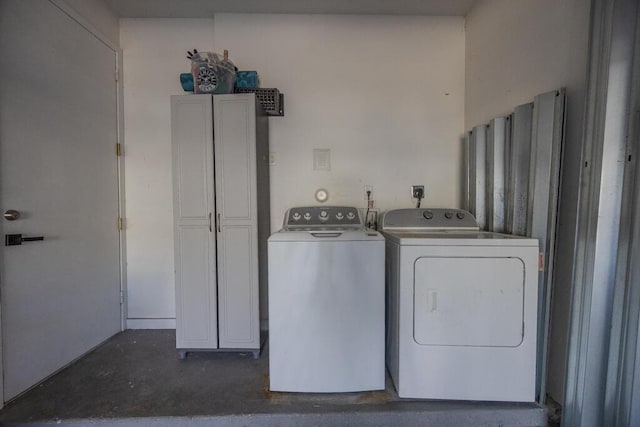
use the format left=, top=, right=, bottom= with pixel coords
left=313, top=149, right=331, bottom=171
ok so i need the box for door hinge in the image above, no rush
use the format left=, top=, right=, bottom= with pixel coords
left=116, top=143, right=122, bottom=157
left=118, top=217, right=125, bottom=230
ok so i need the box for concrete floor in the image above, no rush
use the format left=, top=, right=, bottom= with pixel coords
left=0, top=330, right=547, bottom=427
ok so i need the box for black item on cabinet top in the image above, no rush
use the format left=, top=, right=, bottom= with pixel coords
left=234, top=88, right=284, bottom=116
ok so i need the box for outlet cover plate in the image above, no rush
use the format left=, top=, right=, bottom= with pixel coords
left=411, top=185, right=425, bottom=198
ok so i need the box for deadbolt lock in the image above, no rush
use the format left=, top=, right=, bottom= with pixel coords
left=3, top=210, right=20, bottom=221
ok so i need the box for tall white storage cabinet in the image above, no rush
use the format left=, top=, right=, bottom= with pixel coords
left=171, top=94, right=269, bottom=358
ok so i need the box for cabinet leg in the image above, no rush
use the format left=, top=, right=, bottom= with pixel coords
left=252, top=350, right=260, bottom=360
left=178, top=350, right=187, bottom=360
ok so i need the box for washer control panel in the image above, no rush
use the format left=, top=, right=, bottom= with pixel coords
left=284, top=206, right=362, bottom=229
left=381, top=208, right=479, bottom=231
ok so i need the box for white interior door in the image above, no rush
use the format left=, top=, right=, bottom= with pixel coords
left=0, top=0, right=121, bottom=401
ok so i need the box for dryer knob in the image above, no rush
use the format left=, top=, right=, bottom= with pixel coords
left=423, top=211, right=434, bottom=220
left=457, top=212, right=465, bottom=220
left=444, top=211, right=453, bottom=219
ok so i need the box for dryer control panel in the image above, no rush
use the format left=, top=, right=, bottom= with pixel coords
left=381, top=208, right=479, bottom=231
left=284, top=206, right=362, bottom=230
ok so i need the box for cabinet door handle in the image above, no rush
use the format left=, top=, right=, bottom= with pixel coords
left=209, top=213, right=212, bottom=232
left=217, top=213, right=221, bottom=232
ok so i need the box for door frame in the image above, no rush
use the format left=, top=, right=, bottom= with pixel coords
left=0, top=0, right=125, bottom=407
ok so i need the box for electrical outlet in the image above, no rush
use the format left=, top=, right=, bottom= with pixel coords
left=365, top=209, right=379, bottom=230
left=364, top=185, right=373, bottom=200
left=411, top=185, right=425, bottom=199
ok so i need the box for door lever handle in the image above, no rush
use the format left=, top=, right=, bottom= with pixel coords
left=5, top=234, right=44, bottom=246
left=217, top=213, right=221, bottom=232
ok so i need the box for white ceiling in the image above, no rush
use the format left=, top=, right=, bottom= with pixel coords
left=102, top=0, right=477, bottom=18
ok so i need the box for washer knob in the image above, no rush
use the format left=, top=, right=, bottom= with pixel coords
left=336, top=212, right=344, bottom=220
left=292, top=212, right=301, bottom=221
left=319, top=211, right=329, bottom=221
left=444, top=211, right=453, bottom=219
left=457, top=212, right=465, bottom=220
left=346, top=212, right=356, bottom=220
left=423, top=211, right=434, bottom=220
left=303, top=212, right=311, bottom=221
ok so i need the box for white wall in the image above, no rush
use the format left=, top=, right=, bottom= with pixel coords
left=121, top=19, right=215, bottom=328
left=465, top=0, right=589, bottom=128
left=62, top=0, right=120, bottom=46
left=213, top=14, right=465, bottom=233
left=121, top=15, right=465, bottom=327
left=465, top=0, right=591, bottom=403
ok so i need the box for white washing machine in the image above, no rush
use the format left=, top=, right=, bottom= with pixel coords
left=382, top=208, right=539, bottom=402
left=268, top=206, right=385, bottom=392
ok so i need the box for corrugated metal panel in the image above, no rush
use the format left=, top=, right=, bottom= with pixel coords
left=506, top=103, right=534, bottom=236
left=469, top=124, right=487, bottom=230
left=487, top=117, right=508, bottom=232
left=528, top=88, right=566, bottom=404
left=464, top=131, right=472, bottom=211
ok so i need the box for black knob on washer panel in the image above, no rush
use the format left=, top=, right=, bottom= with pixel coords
left=457, top=212, right=465, bottom=220
left=423, top=211, right=434, bottom=220
left=444, top=211, right=453, bottom=219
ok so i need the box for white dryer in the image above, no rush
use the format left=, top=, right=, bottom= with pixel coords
left=268, top=206, right=385, bottom=392
left=382, top=208, right=538, bottom=402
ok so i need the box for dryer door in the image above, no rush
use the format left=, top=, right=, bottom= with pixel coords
left=413, top=256, right=525, bottom=347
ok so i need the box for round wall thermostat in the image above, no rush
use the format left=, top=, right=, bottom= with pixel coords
left=315, top=188, right=329, bottom=203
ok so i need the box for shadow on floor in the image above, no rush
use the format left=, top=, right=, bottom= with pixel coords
left=0, top=330, right=547, bottom=426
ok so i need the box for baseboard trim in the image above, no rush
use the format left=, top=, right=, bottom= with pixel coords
left=127, top=318, right=176, bottom=329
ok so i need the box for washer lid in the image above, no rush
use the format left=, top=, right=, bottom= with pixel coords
left=382, top=208, right=479, bottom=232
left=269, top=229, right=383, bottom=242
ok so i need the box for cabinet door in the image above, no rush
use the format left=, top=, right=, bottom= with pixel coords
left=171, top=95, right=218, bottom=349
left=214, top=94, right=260, bottom=349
